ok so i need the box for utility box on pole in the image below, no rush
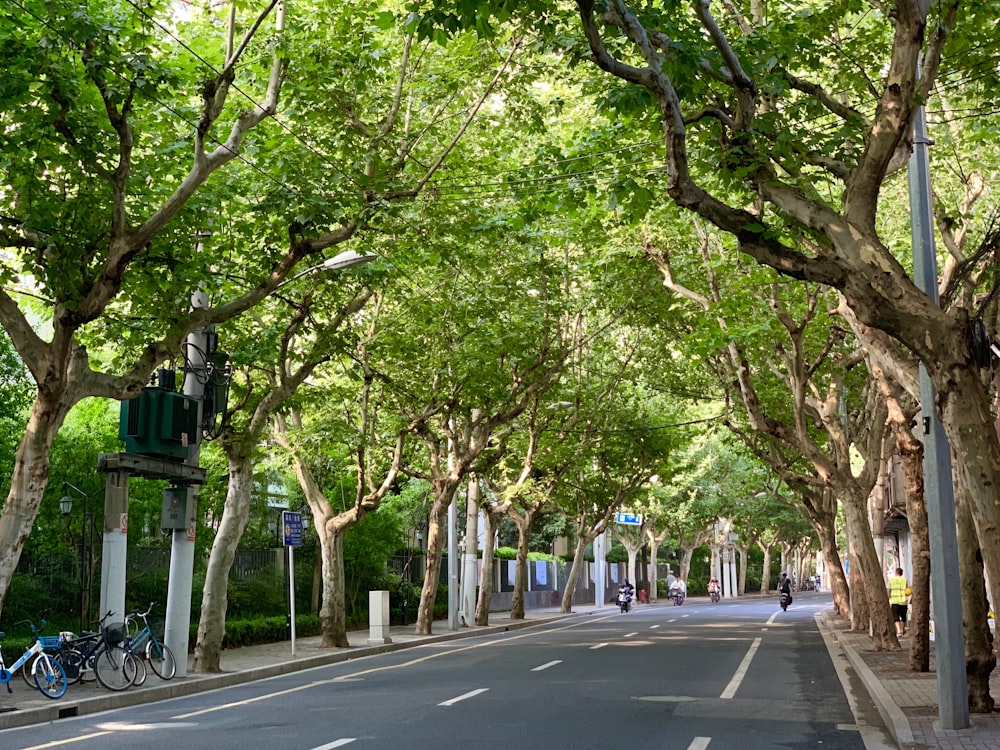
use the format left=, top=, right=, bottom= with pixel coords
left=119, top=382, right=200, bottom=461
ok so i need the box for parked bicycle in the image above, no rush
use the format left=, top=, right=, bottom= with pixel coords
left=61, top=611, right=142, bottom=691
left=124, top=603, right=176, bottom=680
left=0, top=624, right=67, bottom=699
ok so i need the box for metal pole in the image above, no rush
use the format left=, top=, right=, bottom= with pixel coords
left=289, top=544, right=296, bottom=656
left=908, top=84, right=969, bottom=730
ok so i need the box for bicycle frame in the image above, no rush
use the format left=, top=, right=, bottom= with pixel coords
left=0, top=639, right=44, bottom=692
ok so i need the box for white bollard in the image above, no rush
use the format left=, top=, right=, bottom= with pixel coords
left=368, top=590, right=392, bottom=645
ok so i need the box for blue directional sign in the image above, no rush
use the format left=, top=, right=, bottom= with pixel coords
left=282, top=511, right=303, bottom=547
left=615, top=512, right=643, bottom=526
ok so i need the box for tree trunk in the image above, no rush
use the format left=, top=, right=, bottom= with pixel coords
left=759, top=543, right=772, bottom=593
left=561, top=535, right=589, bottom=613
left=475, top=509, right=499, bottom=626
left=510, top=513, right=534, bottom=620
left=737, top=545, right=749, bottom=595
left=844, top=490, right=898, bottom=649
left=648, top=539, right=661, bottom=601
left=815, top=518, right=850, bottom=616
left=416, top=485, right=455, bottom=635
left=955, top=468, right=996, bottom=712
left=319, top=524, right=349, bottom=647
left=893, top=425, right=930, bottom=671
left=934, top=356, right=1000, bottom=637
left=192, top=444, right=255, bottom=672
left=0, top=393, right=74, bottom=614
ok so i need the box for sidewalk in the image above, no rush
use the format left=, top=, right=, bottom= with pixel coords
left=823, top=612, right=1000, bottom=750
left=4, top=605, right=1000, bottom=750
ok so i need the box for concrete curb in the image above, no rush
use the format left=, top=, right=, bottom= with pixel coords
left=825, top=616, right=915, bottom=749
left=0, top=614, right=570, bottom=731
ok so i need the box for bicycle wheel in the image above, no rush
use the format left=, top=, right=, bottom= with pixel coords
left=33, top=655, right=67, bottom=699
left=146, top=640, right=176, bottom=680
left=93, top=645, right=138, bottom=691
left=57, top=647, right=85, bottom=685
left=129, top=648, right=147, bottom=687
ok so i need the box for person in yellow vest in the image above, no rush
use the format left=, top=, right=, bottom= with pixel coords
left=887, top=567, right=911, bottom=636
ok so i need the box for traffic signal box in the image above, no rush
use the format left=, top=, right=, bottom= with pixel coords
left=118, top=384, right=200, bottom=462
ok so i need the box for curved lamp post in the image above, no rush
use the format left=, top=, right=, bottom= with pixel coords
left=60, top=482, right=99, bottom=632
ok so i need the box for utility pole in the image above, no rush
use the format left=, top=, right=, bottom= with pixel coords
left=460, top=477, right=480, bottom=626
left=448, top=494, right=459, bottom=630
left=163, top=286, right=209, bottom=678
left=908, top=77, right=969, bottom=730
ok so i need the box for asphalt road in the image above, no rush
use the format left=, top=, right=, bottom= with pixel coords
left=0, top=592, right=894, bottom=750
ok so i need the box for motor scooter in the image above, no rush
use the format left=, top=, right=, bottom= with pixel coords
left=617, top=586, right=633, bottom=613
left=779, top=591, right=792, bottom=611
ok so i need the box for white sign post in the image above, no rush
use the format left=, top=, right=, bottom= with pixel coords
left=282, top=511, right=303, bottom=655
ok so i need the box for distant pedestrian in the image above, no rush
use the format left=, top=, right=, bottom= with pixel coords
left=887, top=567, right=910, bottom=636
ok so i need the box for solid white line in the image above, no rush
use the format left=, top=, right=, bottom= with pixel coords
left=720, top=637, right=762, bottom=699
left=590, top=642, right=608, bottom=650
left=439, top=688, right=489, bottom=706
left=532, top=660, right=562, bottom=672
left=310, top=740, right=357, bottom=750
left=687, top=738, right=712, bottom=750
left=21, top=734, right=113, bottom=750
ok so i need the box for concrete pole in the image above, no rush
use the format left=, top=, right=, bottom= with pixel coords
left=447, top=493, right=459, bottom=630
left=593, top=530, right=606, bottom=608
left=908, top=90, right=969, bottom=730
left=164, top=287, right=209, bottom=678
left=99, top=470, right=129, bottom=624
left=460, top=477, right=480, bottom=626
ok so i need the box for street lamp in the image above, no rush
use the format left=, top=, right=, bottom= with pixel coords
left=401, top=527, right=424, bottom=626
left=60, top=482, right=98, bottom=633
left=280, top=250, right=377, bottom=288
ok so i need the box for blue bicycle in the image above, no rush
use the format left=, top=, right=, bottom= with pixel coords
left=0, top=627, right=67, bottom=699
left=124, top=603, right=176, bottom=680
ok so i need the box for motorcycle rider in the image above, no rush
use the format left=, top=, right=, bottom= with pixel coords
left=778, top=572, right=793, bottom=607
left=669, top=577, right=686, bottom=602
left=708, top=576, right=721, bottom=601
left=618, top=579, right=635, bottom=611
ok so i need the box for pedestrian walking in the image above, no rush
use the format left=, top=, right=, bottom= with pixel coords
left=887, top=567, right=911, bottom=636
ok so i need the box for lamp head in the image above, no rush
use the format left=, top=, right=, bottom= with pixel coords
left=60, top=496, right=73, bottom=515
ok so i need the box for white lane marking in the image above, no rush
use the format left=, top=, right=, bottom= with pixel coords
left=720, top=637, right=762, bottom=699
left=687, top=738, right=712, bottom=750
left=310, top=740, right=357, bottom=750
left=21, top=735, right=113, bottom=750
left=650, top=624, right=660, bottom=629
left=625, top=632, right=638, bottom=638
left=590, top=642, right=608, bottom=650
left=667, top=619, right=678, bottom=623
left=532, top=660, right=562, bottom=672
left=439, top=688, right=489, bottom=706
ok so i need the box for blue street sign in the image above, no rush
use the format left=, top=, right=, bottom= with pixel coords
left=615, top=512, right=643, bottom=526
left=282, top=511, right=303, bottom=547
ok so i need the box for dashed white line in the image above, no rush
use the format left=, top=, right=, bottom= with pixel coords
left=590, top=642, right=608, bottom=650
left=625, top=632, right=638, bottom=638
left=687, top=737, right=712, bottom=750
left=650, top=624, right=660, bottom=629
left=720, top=637, right=762, bottom=699
left=310, top=740, right=357, bottom=750
left=439, top=688, right=489, bottom=706
left=532, top=660, right=562, bottom=672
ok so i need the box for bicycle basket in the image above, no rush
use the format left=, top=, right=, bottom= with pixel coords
left=38, top=635, right=63, bottom=650
left=104, top=623, right=126, bottom=644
